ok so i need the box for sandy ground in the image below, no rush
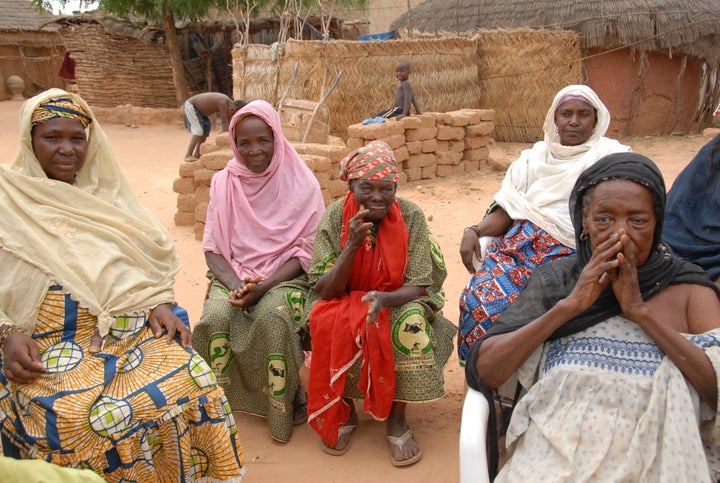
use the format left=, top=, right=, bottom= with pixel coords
left=0, top=98, right=715, bottom=482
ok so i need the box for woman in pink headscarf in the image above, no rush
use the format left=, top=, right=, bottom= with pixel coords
left=192, top=100, right=325, bottom=443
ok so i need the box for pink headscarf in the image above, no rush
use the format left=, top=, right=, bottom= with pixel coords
left=203, top=100, right=325, bottom=280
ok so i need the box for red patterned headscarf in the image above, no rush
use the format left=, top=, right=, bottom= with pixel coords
left=338, top=140, right=399, bottom=183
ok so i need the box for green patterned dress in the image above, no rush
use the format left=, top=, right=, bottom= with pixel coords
left=193, top=276, right=308, bottom=443
left=306, top=197, right=456, bottom=402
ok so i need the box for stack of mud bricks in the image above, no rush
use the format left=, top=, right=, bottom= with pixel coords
left=345, top=109, right=495, bottom=182
left=173, top=133, right=351, bottom=240
left=173, top=108, right=495, bottom=240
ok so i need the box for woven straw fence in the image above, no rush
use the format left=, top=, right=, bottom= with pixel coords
left=473, top=29, right=582, bottom=142
left=233, top=30, right=581, bottom=142
left=232, top=44, right=278, bottom=105
left=233, top=38, right=479, bottom=139
left=60, top=24, right=176, bottom=108
left=404, top=28, right=582, bottom=142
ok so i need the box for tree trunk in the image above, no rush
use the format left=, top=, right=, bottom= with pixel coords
left=162, top=4, right=188, bottom=106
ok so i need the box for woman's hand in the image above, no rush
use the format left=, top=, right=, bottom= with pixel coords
left=347, top=208, right=373, bottom=250
left=2, top=332, right=45, bottom=384
left=148, top=303, right=192, bottom=348
left=362, top=290, right=387, bottom=325
left=608, top=231, right=646, bottom=317
left=459, top=209, right=513, bottom=274
left=460, top=229, right=482, bottom=274
left=565, top=231, right=623, bottom=313
left=228, top=276, right=263, bottom=308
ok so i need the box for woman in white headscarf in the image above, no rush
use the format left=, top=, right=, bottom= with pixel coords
left=0, top=89, right=243, bottom=482
left=457, top=85, right=631, bottom=365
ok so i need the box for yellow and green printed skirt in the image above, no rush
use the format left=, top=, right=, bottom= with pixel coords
left=0, top=286, right=244, bottom=482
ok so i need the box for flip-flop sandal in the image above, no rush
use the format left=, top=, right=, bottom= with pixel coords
left=293, top=401, right=308, bottom=426
left=387, top=429, right=423, bottom=467
left=321, top=424, right=356, bottom=456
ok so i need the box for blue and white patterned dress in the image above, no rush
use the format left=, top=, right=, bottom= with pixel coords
left=497, top=316, right=720, bottom=482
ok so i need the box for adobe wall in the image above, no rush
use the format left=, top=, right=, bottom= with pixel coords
left=173, top=109, right=495, bottom=240
left=585, top=48, right=705, bottom=137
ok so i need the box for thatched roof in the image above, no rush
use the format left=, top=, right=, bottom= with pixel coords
left=391, top=0, right=720, bottom=63
left=0, top=0, right=57, bottom=31
left=51, top=11, right=165, bottom=43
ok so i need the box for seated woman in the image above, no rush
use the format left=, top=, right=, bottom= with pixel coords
left=458, top=84, right=631, bottom=365
left=663, top=133, right=720, bottom=283
left=192, top=100, right=325, bottom=443
left=0, top=90, right=243, bottom=481
left=466, top=152, right=720, bottom=480
left=305, top=141, right=455, bottom=467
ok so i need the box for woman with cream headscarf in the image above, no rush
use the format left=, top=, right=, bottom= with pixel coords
left=0, top=89, right=243, bottom=481
left=458, top=85, right=631, bottom=365
left=192, top=100, right=325, bottom=444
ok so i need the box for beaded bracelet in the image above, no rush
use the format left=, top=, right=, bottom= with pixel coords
left=0, top=324, right=22, bottom=351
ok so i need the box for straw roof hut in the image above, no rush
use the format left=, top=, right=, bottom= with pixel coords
left=391, top=0, right=720, bottom=136
left=0, top=0, right=65, bottom=100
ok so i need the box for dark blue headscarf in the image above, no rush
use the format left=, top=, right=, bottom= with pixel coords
left=663, top=134, right=720, bottom=279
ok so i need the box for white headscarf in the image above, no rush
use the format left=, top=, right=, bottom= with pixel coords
left=493, top=85, right=631, bottom=247
left=0, top=89, right=179, bottom=336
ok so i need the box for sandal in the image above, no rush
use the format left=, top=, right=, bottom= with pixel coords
left=386, top=429, right=423, bottom=467
left=321, top=424, right=356, bottom=456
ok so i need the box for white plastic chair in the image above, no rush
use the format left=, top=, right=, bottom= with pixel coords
left=459, top=386, right=491, bottom=483
left=472, top=236, right=493, bottom=272
left=461, top=235, right=522, bottom=482
left=459, top=373, right=519, bottom=483
left=460, top=236, right=494, bottom=483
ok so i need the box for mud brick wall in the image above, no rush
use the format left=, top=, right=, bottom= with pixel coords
left=346, top=109, right=495, bottom=182
left=173, top=109, right=495, bottom=240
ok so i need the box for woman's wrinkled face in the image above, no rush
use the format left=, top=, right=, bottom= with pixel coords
left=234, top=115, right=274, bottom=173
left=351, top=179, right=397, bottom=222
left=31, top=117, right=88, bottom=183
left=582, top=179, right=656, bottom=266
left=554, top=99, right=598, bottom=146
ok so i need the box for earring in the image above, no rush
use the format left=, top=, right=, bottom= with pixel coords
left=554, top=126, right=558, bottom=134
left=580, top=231, right=588, bottom=241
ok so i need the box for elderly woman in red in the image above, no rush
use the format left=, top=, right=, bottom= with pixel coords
left=305, top=140, right=455, bottom=467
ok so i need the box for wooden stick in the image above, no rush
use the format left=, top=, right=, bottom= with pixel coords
left=277, top=61, right=299, bottom=115
left=302, top=69, right=343, bottom=143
